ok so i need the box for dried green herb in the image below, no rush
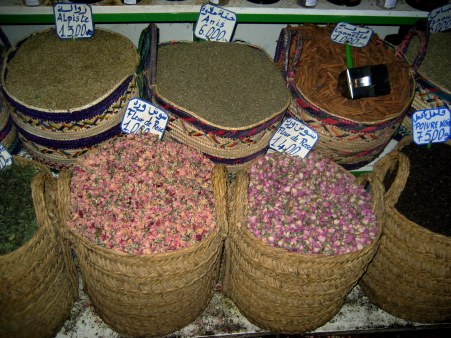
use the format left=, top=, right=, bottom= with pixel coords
left=0, top=162, right=39, bottom=255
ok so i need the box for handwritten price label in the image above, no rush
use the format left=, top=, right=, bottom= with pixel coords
left=53, top=3, right=94, bottom=39
left=194, top=4, right=237, bottom=42
left=428, top=4, right=451, bottom=33
left=269, top=118, right=319, bottom=158
left=331, top=22, right=373, bottom=47
left=121, top=98, right=169, bottom=139
left=0, top=144, right=12, bottom=171
left=412, top=107, right=450, bottom=145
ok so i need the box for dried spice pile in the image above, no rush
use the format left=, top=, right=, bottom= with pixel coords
left=245, top=152, right=378, bottom=255
left=69, top=134, right=217, bottom=255
left=390, top=143, right=451, bottom=236
left=295, top=25, right=412, bottom=122
left=404, top=31, right=451, bottom=91
left=0, top=162, right=38, bottom=254
left=156, top=41, right=290, bottom=128
left=4, top=29, right=138, bottom=110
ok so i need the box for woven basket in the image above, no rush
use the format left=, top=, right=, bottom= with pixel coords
left=145, top=27, right=289, bottom=172
left=0, top=96, right=20, bottom=154
left=359, top=137, right=451, bottom=323
left=275, top=25, right=415, bottom=170
left=0, top=158, right=78, bottom=338
left=222, top=165, right=384, bottom=333
left=0, top=28, right=20, bottom=155
left=396, top=22, right=451, bottom=137
left=0, top=28, right=142, bottom=169
left=56, top=164, right=228, bottom=336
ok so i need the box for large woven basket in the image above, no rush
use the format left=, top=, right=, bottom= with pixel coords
left=0, top=28, right=142, bottom=169
left=396, top=22, right=451, bottom=138
left=222, top=166, right=384, bottom=333
left=56, top=165, right=228, bottom=336
left=275, top=25, right=415, bottom=170
left=145, top=26, right=289, bottom=171
left=359, top=137, right=451, bottom=323
left=0, top=158, right=78, bottom=338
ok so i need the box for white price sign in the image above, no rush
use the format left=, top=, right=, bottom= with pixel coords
left=428, top=4, right=451, bottom=33
left=331, top=22, right=373, bottom=47
left=121, top=98, right=169, bottom=139
left=194, top=4, right=237, bottom=42
left=269, top=117, right=319, bottom=158
left=53, top=3, right=94, bottom=39
left=412, top=107, right=450, bottom=145
left=0, top=144, right=12, bottom=170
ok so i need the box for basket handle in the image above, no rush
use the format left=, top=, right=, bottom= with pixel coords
left=212, top=164, right=228, bottom=237
left=274, top=27, right=304, bottom=81
left=395, top=20, right=430, bottom=72
left=137, top=23, right=159, bottom=100
left=356, top=173, right=387, bottom=229
left=274, top=27, right=292, bottom=79
left=43, top=172, right=79, bottom=298
left=372, top=150, right=410, bottom=209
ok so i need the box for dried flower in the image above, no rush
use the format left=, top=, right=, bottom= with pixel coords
left=245, top=152, right=377, bottom=255
left=69, top=134, right=216, bottom=255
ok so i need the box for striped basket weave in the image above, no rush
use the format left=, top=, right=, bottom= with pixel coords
left=144, top=26, right=289, bottom=172
left=0, top=157, right=78, bottom=338
left=1, top=28, right=141, bottom=169
left=275, top=25, right=415, bottom=170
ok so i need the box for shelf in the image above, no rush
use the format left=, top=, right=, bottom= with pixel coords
left=0, top=0, right=428, bottom=25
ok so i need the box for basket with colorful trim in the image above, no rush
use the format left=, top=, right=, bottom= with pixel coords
left=275, top=24, right=415, bottom=170
left=0, top=26, right=143, bottom=169
left=145, top=27, right=290, bottom=171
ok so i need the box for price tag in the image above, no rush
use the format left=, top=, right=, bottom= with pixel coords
left=428, top=4, right=451, bottom=33
left=412, top=107, right=450, bottom=145
left=269, top=118, right=319, bottom=158
left=0, top=144, right=13, bottom=170
left=194, top=4, right=237, bottom=42
left=331, top=22, right=373, bottom=48
left=53, top=3, right=94, bottom=39
left=121, top=98, right=169, bottom=139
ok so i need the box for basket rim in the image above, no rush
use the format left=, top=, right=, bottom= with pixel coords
left=1, top=28, right=139, bottom=114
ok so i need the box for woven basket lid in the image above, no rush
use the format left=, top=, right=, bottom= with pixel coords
left=404, top=31, right=450, bottom=93
left=155, top=41, right=290, bottom=129
left=3, top=28, right=138, bottom=111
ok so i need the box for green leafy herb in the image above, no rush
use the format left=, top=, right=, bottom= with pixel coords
left=0, top=162, right=39, bottom=255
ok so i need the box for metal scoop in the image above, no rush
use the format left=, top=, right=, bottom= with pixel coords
left=337, top=44, right=391, bottom=99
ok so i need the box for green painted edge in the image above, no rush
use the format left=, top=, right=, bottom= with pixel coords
left=351, top=170, right=372, bottom=177
left=0, top=12, right=425, bottom=25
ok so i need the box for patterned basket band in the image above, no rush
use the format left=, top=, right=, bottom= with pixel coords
left=1, top=75, right=134, bottom=123
left=154, top=93, right=287, bottom=139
